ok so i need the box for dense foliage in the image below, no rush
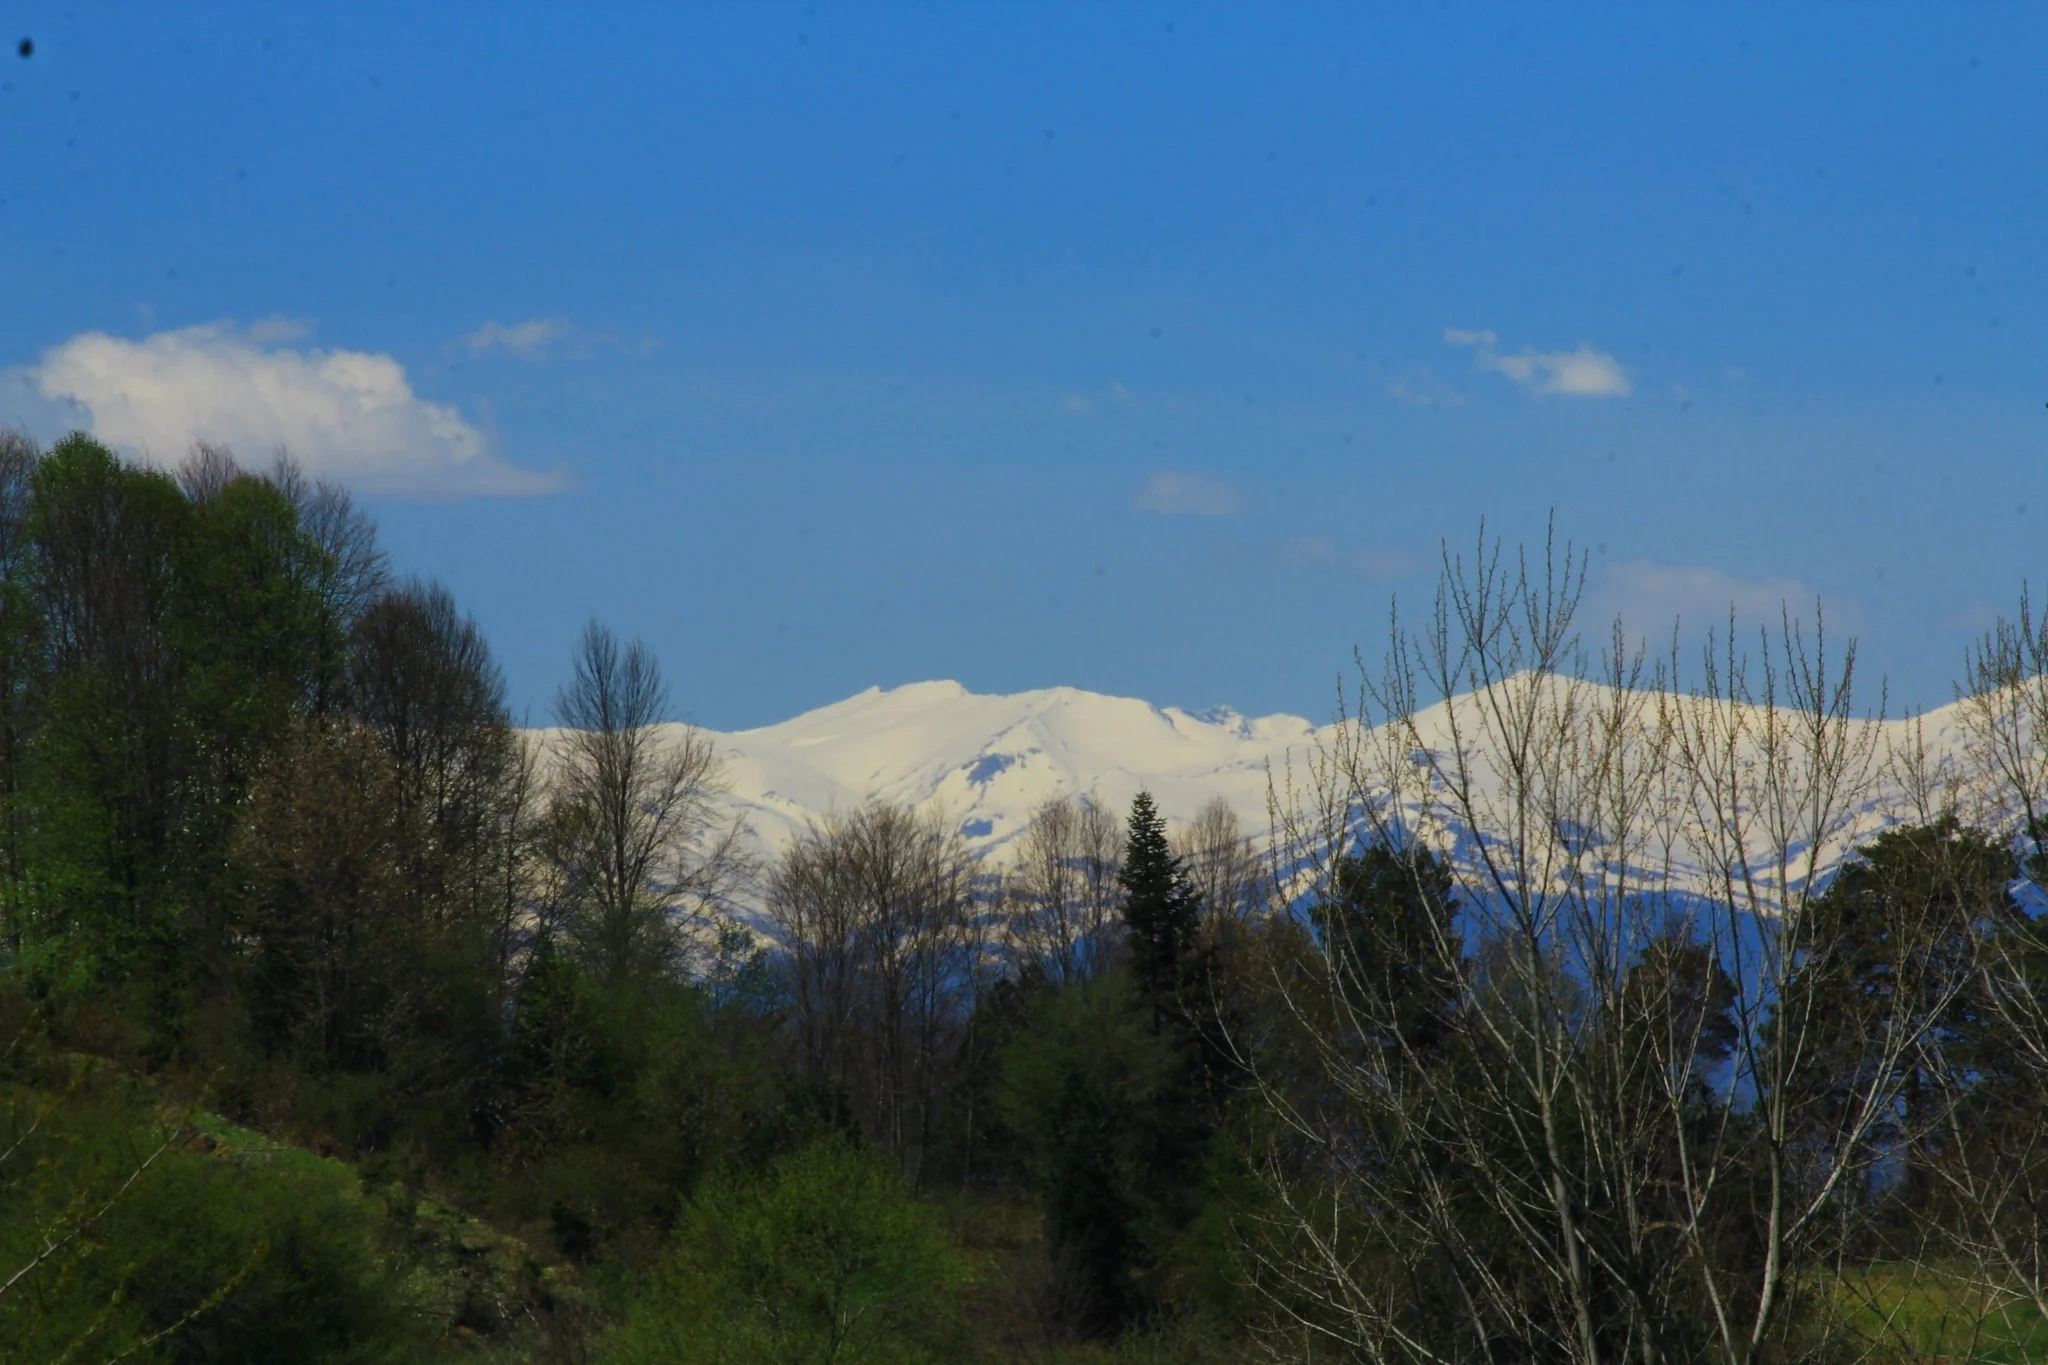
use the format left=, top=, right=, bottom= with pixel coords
left=7, top=430, right=2048, bottom=1362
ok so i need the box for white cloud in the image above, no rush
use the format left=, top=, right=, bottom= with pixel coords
left=1442, top=327, right=1498, bottom=349
left=449, top=317, right=658, bottom=361
left=1133, top=470, right=1240, bottom=517
left=1493, top=346, right=1631, bottom=397
left=30, top=323, right=562, bottom=497
left=1592, top=559, right=1861, bottom=636
left=458, top=317, right=569, bottom=357
left=1062, top=381, right=1139, bottom=415
left=1445, top=327, right=1631, bottom=398
left=1279, top=536, right=1416, bottom=578
left=1388, top=368, right=1464, bottom=407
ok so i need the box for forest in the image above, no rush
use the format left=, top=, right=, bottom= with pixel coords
left=6, top=427, right=2048, bottom=1364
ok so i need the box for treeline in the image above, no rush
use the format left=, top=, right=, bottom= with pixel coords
left=5, top=432, right=2048, bottom=1363
left=0, top=430, right=1257, bottom=1360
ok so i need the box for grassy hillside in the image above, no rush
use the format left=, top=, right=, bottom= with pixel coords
left=0, top=1048, right=584, bottom=1362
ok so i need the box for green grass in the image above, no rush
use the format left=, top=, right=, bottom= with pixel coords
left=1834, top=1263, right=2048, bottom=1364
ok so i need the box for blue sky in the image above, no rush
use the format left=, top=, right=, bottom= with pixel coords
left=2, top=4, right=2042, bottom=727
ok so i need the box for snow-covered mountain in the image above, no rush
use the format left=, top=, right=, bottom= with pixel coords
left=674, top=680, right=1985, bottom=885
left=528, top=676, right=2033, bottom=946
left=706, top=679, right=1322, bottom=861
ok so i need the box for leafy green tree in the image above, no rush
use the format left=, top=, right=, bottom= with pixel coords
left=997, top=965, right=1237, bottom=1341
left=0, top=432, right=42, bottom=959
left=13, top=436, right=202, bottom=1006
left=179, top=470, right=336, bottom=724
left=502, top=936, right=615, bottom=1160
left=601, top=1137, right=966, bottom=1365
left=15, top=437, right=352, bottom=1012
left=1000, top=974, right=1167, bottom=1336
left=179, top=471, right=354, bottom=997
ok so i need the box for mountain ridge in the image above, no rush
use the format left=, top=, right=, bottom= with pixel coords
left=694, top=679, right=1320, bottom=862
left=534, top=680, right=1987, bottom=888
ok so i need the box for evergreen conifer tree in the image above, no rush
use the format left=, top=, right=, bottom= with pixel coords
left=1784, top=815, right=2019, bottom=1208
left=1119, top=791, right=1198, bottom=1027
left=1314, top=841, right=1464, bottom=1057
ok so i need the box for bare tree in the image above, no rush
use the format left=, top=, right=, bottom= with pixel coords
left=772, top=815, right=866, bottom=1110
left=176, top=440, right=243, bottom=505
left=548, top=620, right=747, bottom=987
left=1003, top=795, right=1122, bottom=985
left=1906, top=589, right=2048, bottom=1337
left=1241, top=525, right=1937, bottom=1365
left=265, top=449, right=388, bottom=628
left=350, top=580, right=519, bottom=916
left=769, top=800, right=981, bottom=1187
left=1175, top=794, right=1265, bottom=942
left=234, top=717, right=417, bottom=1070
left=1659, top=612, right=1908, bottom=1365
left=1957, top=585, right=2048, bottom=872
left=485, top=729, right=546, bottom=1015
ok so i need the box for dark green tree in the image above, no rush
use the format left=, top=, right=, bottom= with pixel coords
left=16, top=437, right=352, bottom=1011
left=21, top=436, right=194, bottom=989
left=1782, top=815, right=2020, bottom=1210
left=1119, top=791, right=1198, bottom=1028
left=999, top=973, right=1178, bottom=1339
left=987, top=793, right=1223, bottom=1339
left=1312, top=839, right=1464, bottom=1058
left=1614, top=926, right=1738, bottom=1098
left=0, top=432, right=41, bottom=958
left=347, top=578, right=521, bottom=962
left=505, top=936, right=613, bottom=1144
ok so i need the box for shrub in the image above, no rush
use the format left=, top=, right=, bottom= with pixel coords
left=601, top=1136, right=969, bottom=1364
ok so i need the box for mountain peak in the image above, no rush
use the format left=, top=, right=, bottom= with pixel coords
left=709, top=681, right=1319, bottom=871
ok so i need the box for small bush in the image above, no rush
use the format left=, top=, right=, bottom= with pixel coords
left=601, top=1136, right=970, bottom=1364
